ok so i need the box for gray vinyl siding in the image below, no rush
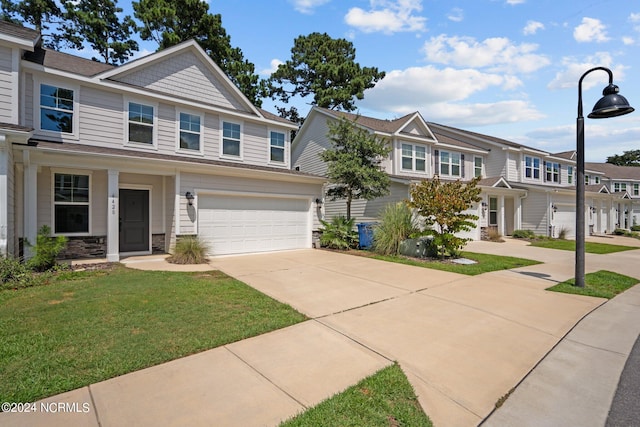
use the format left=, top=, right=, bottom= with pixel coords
left=79, top=86, right=123, bottom=147
left=179, top=172, right=323, bottom=234
left=244, top=121, right=270, bottom=166
left=484, top=148, right=507, bottom=178
left=520, top=190, right=549, bottom=235
left=113, top=51, right=247, bottom=112
left=157, top=103, right=176, bottom=153
left=23, top=73, right=33, bottom=127
left=203, top=112, right=220, bottom=157
left=323, top=181, right=410, bottom=223
left=506, top=152, right=519, bottom=181
left=36, top=169, right=51, bottom=229
left=165, top=175, right=176, bottom=252
left=292, top=117, right=332, bottom=176
left=0, top=46, right=13, bottom=122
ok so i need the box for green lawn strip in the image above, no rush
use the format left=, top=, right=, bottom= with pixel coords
left=529, top=239, right=638, bottom=254
left=0, top=266, right=306, bottom=404
left=280, top=363, right=432, bottom=427
left=547, top=270, right=639, bottom=299
left=368, top=251, right=540, bottom=276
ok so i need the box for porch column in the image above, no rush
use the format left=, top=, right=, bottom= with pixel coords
left=106, top=170, right=120, bottom=262
left=23, top=150, right=37, bottom=259
left=499, top=195, right=506, bottom=235
left=0, top=136, right=7, bottom=256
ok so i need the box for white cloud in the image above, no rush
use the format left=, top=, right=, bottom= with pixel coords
left=629, top=13, right=640, bottom=23
left=289, top=0, right=330, bottom=14
left=547, top=52, right=628, bottom=90
left=345, top=0, right=426, bottom=34
left=622, top=36, right=635, bottom=45
left=573, top=17, right=610, bottom=43
left=523, top=20, right=544, bottom=35
left=447, top=7, right=463, bottom=22
left=506, top=0, right=525, bottom=4
left=259, top=59, right=283, bottom=76
left=422, top=34, right=550, bottom=74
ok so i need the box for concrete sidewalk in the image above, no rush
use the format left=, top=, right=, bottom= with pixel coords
left=2, top=241, right=639, bottom=427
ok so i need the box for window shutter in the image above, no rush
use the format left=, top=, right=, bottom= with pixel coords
left=558, top=164, right=562, bottom=184
left=461, top=154, right=465, bottom=178
left=434, top=150, right=439, bottom=176
left=543, top=161, right=547, bottom=182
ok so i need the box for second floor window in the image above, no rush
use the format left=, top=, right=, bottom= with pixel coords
left=439, top=150, right=461, bottom=177
left=401, top=144, right=426, bottom=172
left=474, top=156, right=483, bottom=178
left=179, top=112, right=201, bottom=151
left=525, top=156, right=541, bottom=180
left=40, top=84, right=74, bottom=133
left=545, top=162, right=560, bottom=183
left=128, top=102, right=154, bottom=144
left=567, top=166, right=574, bottom=184
left=614, top=183, right=627, bottom=193
left=634, top=183, right=639, bottom=196
left=270, top=131, right=285, bottom=163
left=222, top=121, right=241, bottom=157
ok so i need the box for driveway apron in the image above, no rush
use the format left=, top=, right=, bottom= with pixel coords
left=211, top=249, right=604, bottom=426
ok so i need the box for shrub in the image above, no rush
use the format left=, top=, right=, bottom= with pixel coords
left=613, top=228, right=628, bottom=236
left=372, top=202, right=418, bottom=255
left=168, top=235, right=209, bottom=264
left=631, top=225, right=640, bottom=232
left=557, top=226, right=569, bottom=240
left=512, top=229, right=535, bottom=239
left=486, top=228, right=504, bottom=242
left=25, top=225, right=68, bottom=272
left=0, top=256, right=48, bottom=290
left=319, top=216, right=358, bottom=250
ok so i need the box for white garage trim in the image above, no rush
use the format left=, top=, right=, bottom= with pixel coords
left=194, top=190, right=313, bottom=256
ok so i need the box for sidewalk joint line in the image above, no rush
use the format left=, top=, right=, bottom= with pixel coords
left=312, top=319, right=394, bottom=364
left=87, top=385, right=102, bottom=427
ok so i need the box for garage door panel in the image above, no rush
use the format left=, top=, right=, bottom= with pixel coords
left=198, top=195, right=310, bottom=255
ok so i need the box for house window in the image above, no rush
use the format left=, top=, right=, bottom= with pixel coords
left=585, top=175, right=590, bottom=185
left=567, top=166, right=574, bottom=184
left=53, top=173, right=89, bottom=234
left=545, top=162, right=560, bottom=183
left=128, top=102, right=154, bottom=144
left=594, top=176, right=600, bottom=184
left=440, top=151, right=461, bottom=177
left=614, top=183, right=627, bottom=193
left=178, top=112, right=201, bottom=151
left=40, top=84, right=74, bottom=133
left=489, top=197, right=498, bottom=226
left=222, top=121, right=241, bottom=157
left=633, top=183, right=639, bottom=196
left=401, top=144, right=426, bottom=172
left=524, top=156, right=540, bottom=180
left=270, top=131, right=285, bottom=163
left=474, top=156, right=483, bottom=178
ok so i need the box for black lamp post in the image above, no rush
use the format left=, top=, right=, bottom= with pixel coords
left=576, top=67, right=634, bottom=287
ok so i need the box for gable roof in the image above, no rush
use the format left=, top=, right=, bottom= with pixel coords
left=586, top=162, right=640, bottom=180
left=553, top=150, right=576, bottom=160
left=478, top=176, right=512, bottom=188
left=313, top=106, right=417, bottom=134
left=0, top=21, right=40, bottom=49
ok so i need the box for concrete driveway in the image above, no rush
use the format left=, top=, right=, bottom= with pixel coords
left=210, top=248, right=605, bottom=426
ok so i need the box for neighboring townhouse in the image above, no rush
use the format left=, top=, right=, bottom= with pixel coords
left=586, top=162, right=640, bottom=228
left=0, top=21, right=324, bottom=260
left=293, top=106, right=632, bottom=240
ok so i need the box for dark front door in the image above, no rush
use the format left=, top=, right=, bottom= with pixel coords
left=119, top=189, right=150, bottom=253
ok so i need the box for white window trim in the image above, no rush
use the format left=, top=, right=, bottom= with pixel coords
left=400, top=143, right=427, bottom=173
left=175, top=109, right=204, bottom=156
left=545, top=161, right=560, bottom=183
left=439, top=150, right=461, bottom=178
left=35, top=78, right=80, bottom=140
left=124, top=98, right=159, bottom=150
left=219, top=119, right=243, bottom=160
left=524, top=155, right=542, bottom=182
left=567, top=166, right=574, bottom=184
left=51, top=168, right=92, bottom=236
left=267, top=128, right=288, bottom=166
left=633, top=183, right=639, bottom=196
left=474, top=156, right=483, bottom=178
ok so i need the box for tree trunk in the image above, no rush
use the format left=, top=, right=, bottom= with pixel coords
left=346, top=194, right=352, bottom=220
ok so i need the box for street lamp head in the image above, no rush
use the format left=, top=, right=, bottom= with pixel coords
left=588, top=83, right=635, bottom=119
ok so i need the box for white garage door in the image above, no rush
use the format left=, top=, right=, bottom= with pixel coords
left=553, top=205, right=575, bottom=239
left=198, top=194, right=310, bottom=255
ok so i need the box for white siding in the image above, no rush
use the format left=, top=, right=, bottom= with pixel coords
left=114, top=51, right=247, bottom=112
left=0, top=46, right=13, bottom=122
left=7, top=145, right=15, bottom=254
left=521, top=190, right=550, bottom=235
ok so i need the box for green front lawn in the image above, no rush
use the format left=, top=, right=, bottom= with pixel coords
left=281, top=363, right=432, bottom=427
left=0, top=266, right=307, bottom=404
left=368, top=251, right=540, bottom=275
left=530, top=239, right=638, bottom=254
left=547, top=270, right=638, bottom=299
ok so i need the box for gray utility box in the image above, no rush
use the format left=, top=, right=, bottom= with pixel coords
left=399, top=236, right=434, bottom=258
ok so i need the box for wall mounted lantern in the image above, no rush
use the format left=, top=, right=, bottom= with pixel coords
left=185, top=191, right=195, bottom=206
left=315, top=198, right=323, bottom=207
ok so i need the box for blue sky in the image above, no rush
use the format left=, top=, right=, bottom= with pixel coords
left=78, top=0, right=640, bottom=162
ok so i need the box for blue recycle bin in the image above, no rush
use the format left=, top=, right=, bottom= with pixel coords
left=357, top=222, right=376, bottom=249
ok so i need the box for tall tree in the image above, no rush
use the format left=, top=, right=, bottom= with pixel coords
left=606, top=149, right=640, bottom=166
left=320, top=116, right=391, bottom=220
left=4, top=0, right=65, bottom=47
left=266, top=32, right=385, bottom=123
left=133, top=0, right=262, bottom=106
left=407, top=177, right=482, bottom=258
left=61, top=0, right=138, bottom=65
